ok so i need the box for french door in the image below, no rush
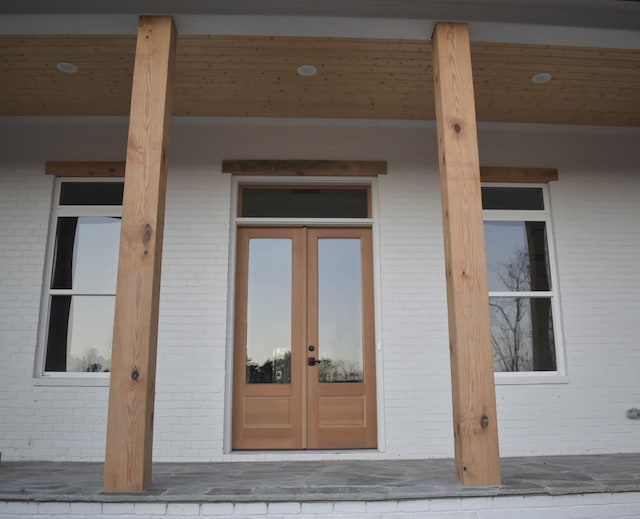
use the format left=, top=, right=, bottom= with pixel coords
left=232, top=227, right=377, bottom=449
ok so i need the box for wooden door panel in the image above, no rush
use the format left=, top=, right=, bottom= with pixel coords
left=233, top=227, right=376, bottom=450
left=232, top=227, right=304, bottom=449
left=306, top=228, right=377, bottom=449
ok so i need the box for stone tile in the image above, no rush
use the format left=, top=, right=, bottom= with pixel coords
left=0, top=454, right=639, bottom=504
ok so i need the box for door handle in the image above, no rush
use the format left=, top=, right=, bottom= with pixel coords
left=307, top=357, right=321, bottom=367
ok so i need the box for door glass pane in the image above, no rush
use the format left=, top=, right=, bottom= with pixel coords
left=490, top=296, right=557, bottom=372
left=246, top=238, right=292, bottom=383
left=241, top=188, right=369, bottom=218
left=318, top=238, right=364, bottom=383
left=484, top=221, right=551, bottom=292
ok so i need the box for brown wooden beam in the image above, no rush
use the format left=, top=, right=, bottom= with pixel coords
left=432, top=22, right=501, bottom=487
left=222, top=159, right=387, bottom=176
left=45, top=161, right=125, bottom=177
left=480, top=166, right=558, bottom=183
left=46, top=160, right=557, bottom=184
left=103, top=16, right=176, bottom=492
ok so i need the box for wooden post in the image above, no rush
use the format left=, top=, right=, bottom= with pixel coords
left=104, top=16, right=176, bottom=492
left=431, top=22, right=501, bottom=486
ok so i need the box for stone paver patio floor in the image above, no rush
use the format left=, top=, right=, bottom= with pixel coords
left=1, top=453, right=639, bottom=503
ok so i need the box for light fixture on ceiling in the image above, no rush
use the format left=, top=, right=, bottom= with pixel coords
left=297, top=64, right=317, bottom=77
left=56, top=61, right=78, bottom=74
left=532, top=72, right=552, bottom=84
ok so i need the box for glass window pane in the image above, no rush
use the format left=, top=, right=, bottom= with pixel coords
left=59, top=182, right=124, bottom=205
left=482, top=187, right=544, bottom=210
left=246, top=239, right=292, bottom=384
left=51, top=217, right=121, bottom=292
left=45, top=295, right=114, bottom=372
left=318, top=238, right=364, bottom=383
left=484, top=221, right=551, bottom=292
left=241, top=188, right=369, bottom=218
left=490, top=297, right=557, bottom=372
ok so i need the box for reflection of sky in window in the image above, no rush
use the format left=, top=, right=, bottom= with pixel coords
left=67, top=217, right=121, bottom=371
left=318, top=239, right=363, bottom=367
left=67, top=296, right=115, bottom=370
left=72, top=217, right=121, bottom=292
left=246, top=239, right=292, bottom=365
left=484, top=221, right=527, bottom=291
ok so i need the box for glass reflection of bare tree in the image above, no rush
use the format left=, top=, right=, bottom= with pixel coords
left=490, top=243, right=556, bottom=372
left=490, top=248, right=532, bottom=371
left=319, top=358, right=363, bottom=383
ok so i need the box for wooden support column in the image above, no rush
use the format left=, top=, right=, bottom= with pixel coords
left=431, top=22, right=501, bottom=486
left=104, top=16, right=176, bottom=492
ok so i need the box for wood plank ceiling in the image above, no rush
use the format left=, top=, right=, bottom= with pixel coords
left=1, top=34, right=639, bottom=126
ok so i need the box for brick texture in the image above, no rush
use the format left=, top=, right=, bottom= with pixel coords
left=0, top=119, right=639, bottom=463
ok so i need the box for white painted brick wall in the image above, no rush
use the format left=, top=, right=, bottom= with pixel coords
left=0, top=118, right=639, bottom=462
left=2, top=493, right=640, bottom=518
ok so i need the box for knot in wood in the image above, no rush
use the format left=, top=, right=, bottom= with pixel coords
left=480, top=415, right=489, bottom=429
left=454, top=123, right=462, bottom=133
left=142, top=224, right=153, bottom=246
left=131, top=369, right=139, bottom=381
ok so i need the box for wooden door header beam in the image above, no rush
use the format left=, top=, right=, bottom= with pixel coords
left=222, top=160, right=387, bottom=176
left=46, top=160, right=558, bottom=182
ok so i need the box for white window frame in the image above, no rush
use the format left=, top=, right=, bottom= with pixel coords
left=34, top=178, right=122, bottom=385
left=483, top=182, right=567, bottom=385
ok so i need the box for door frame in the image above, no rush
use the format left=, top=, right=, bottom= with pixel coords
left=223, top=176, right=386, bottom=456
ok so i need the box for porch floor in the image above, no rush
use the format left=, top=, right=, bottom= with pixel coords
left=1, top=454, right=639, bottom=503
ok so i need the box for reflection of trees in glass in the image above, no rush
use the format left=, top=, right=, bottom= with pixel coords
left=245, top=351, right=363, bottom=383
left=491, top=297, right=532, bottom=372
left=319, top=358, right=363, bottom=383
left=490, top=248, right=531, bottom=371
left=247, top=351, right=291, bottom=383
left=68, top=347, right=111, bottom=372
left=490, top=246, right=556, bottom=372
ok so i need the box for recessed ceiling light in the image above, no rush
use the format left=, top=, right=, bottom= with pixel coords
left=532, top=72, right=552, bottom=84
left=56, top=61, right=78, bottom=74
left=297, top=64, right=317, bottom=77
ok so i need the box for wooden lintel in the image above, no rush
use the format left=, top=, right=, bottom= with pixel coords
left=103, top=16, right=176, bottom=492
left=222, top=160, right=387, bottom=176
left=480, top=167, right=558, bottom=183
left=432, top=22, right=501, bottom=487
left=45, top=161, right=125, bottom=177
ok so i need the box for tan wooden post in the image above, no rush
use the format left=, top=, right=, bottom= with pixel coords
left=431, top=22, right=501, bottom=486
left=104, top=16, right=176, bottom=492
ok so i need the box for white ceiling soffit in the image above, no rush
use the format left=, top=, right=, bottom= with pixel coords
left=1, top=0, right=639, bottom=31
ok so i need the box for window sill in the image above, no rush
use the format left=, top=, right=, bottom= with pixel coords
left=495, top=372, right=568, bottom=385
left=33, top=375, right=110, bottom=387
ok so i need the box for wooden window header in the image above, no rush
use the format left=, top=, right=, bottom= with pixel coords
left=46, top=161, right=125, bottom=177
left=479, top=167, right=558, bottom=183
left=46, top=161, right=558, bottom=183
left=222, top=160, right=387, bottom=176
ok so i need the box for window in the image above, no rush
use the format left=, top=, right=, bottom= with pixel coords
left=39, top=180, right=123, bottom=375
left=238, top=185, right=371, bottom=218
left=483, top=185, right=562, bottom=375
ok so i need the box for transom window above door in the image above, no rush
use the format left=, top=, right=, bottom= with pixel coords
left=238, top=185, right=371, bottom=219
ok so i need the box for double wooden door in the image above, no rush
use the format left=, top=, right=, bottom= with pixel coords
left=232, top=227, right=377, bottom=449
